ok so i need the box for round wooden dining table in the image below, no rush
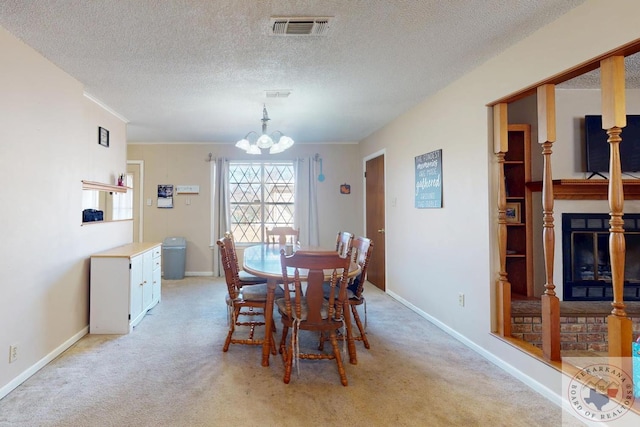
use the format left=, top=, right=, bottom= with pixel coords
left=242, top=243, right=361, bottom=367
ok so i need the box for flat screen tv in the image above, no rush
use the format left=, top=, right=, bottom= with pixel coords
left=585, top=115, right=640, bottom=174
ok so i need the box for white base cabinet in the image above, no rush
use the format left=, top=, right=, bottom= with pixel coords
left=90, top=242, right=162, bottom=334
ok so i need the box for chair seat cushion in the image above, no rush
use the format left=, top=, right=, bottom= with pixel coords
left=275, top=297, right=329, bottom=320
left=239, top=270, right=267, bottom=284
left=239, top=283, right=284, bottom=301
left=322, top=278, right=360, bottom=300
left=347, top=274, right=361, bottom=296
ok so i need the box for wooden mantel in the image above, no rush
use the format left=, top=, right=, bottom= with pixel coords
left=526, top=179, right=640, bottom=200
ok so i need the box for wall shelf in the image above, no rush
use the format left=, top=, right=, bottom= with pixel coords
left=82, top=180, right=127, bottom=193
left=503, top=124, right=533, bottom=297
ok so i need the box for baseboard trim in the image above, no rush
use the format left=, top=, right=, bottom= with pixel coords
left=386, top=290, right=562, bottom=407
left=0, top=326, right=88, bottom=400
left=185, top=271, right=213, bottom=277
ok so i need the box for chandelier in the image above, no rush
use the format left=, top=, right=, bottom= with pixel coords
left=235, top=105, right=295, bottom=154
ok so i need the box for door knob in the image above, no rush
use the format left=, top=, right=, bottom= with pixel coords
left=377, top=229, right=385, bottom=234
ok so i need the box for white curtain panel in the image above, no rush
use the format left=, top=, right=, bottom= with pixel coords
left=211, top=157, right=230, bottom=276
left=294, top=156, right=319, bottom=246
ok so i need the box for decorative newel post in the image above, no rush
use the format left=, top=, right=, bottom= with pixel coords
left=601, top=56, right=632, bottom=358
left=537, top=84, right=560, bottom=361
left=494, top=103, right=511, bottom=336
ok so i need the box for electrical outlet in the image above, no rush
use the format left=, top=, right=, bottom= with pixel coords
left=9, top=345, right=17, bottom=363
left=458, top=293, right=465, bottom=307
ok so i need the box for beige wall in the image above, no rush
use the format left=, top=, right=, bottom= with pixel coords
left=358, top=0, right=640, bottom=401
left=0, top=27, right=131, bottom=396
left=127, top=143, right=363, bottom=275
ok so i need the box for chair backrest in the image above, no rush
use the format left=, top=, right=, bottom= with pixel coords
left=223, top=231, right=241, bottom=270
left=279, top=248, right=352, bottom=324
left=335, top=231, right=353, bottom=258
left=350, top=237, right=374, bottom=298
left=216, top=236, right=241, bottom=299
left=266, top=226, right=299, bottom=245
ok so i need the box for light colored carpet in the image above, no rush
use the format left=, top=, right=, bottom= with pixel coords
left=0, top=277, right=586, bottom=426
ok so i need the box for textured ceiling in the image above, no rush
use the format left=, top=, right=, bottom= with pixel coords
left=0, top=0, right=589, bottom=143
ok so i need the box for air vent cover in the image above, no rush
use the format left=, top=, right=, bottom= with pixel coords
left=270, top=17, right=332, bottom=36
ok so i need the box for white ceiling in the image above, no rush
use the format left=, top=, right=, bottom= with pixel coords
left=0, top=0, right=588, bottom=143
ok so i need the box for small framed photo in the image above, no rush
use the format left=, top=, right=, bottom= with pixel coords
left=340, top=183, right=351, bottom=194
left=505, top=202, right=521, bottom=223
left=98, top=126, right=109, bottom=147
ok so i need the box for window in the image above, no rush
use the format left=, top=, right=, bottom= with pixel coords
left=229, top=161, right=295, bottom=243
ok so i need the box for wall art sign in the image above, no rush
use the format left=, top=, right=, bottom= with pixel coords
left=415, top=149, right=442, bottom=208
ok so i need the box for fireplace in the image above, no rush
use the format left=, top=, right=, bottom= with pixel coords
left=562, top=213, right=640, bottom=301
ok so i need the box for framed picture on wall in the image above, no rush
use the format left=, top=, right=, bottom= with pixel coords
left=505, top=202, right=521, bottom=223
left=98, top=126, right=109, bottom=147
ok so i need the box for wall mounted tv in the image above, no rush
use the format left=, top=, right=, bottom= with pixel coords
left=585, top=115, right=640, bottom=174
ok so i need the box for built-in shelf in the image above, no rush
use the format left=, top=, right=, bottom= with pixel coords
left=82, top=180, right=128, bottom=193
left=526, top=179, right=640, bottom=200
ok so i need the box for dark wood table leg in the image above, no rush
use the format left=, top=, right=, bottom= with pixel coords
left=262, top=279, right=276, bottom=367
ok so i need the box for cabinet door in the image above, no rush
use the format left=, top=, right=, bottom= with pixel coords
left=142, top=250, right=154, bottom=310
left=129, top=254, right=144, bottom=324
left=152, top=247, right=162, bottom=305
left=152, top=265, right=161, bottom=305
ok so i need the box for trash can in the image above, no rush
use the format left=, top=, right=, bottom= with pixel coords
left=163, top=237, right=186, bottom=280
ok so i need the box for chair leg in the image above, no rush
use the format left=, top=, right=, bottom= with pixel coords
left=279, top=325, right=289, bottom=355
left=282, top=328, right=295, bottom=384
left=329, top=331, right=348, bottom=386
left=223, top=305, right=241, bottom=352
left=318, top=331, right=326, bottom=351
left=351, top=304, right=370, bottom=349
left=269, top=326, right=277, bottom=355
left=343, top=302, right=357, bottom=365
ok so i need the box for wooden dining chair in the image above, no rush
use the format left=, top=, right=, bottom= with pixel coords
left=266, top=226, right=299, bottom=245
left=216, top=236, right=276, bottom=355
left=345, top=236, right=374, bottom=349
left=322, top=236, right=373, bottom=350
left=223, top=232, right=267, bottom=286
left=335, top=231, right=353, bottom=258
left=277, top=247, right=353, bottom=386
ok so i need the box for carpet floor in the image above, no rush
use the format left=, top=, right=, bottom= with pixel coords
left=0, top=277, right=588, bottom=426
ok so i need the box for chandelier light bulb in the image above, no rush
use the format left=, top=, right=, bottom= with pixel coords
left=269, top=142, right=285, bottom=154
left=256, top=134, right=274, bottom=149
left=235, top=138, right=251, bottom=151
left=278, top=135, right=294, bottom=150
left=246, top=144, right=261, bottom=155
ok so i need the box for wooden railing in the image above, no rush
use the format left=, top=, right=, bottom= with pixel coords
left=494, top=56, right=634, bottom=361
left=536, top=84, right=561, bottom=361
left=601, top=56, right=633, bottom=358
left=493, top=103, right=510, bottom=337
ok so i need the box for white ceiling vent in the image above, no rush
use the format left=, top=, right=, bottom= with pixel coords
left=270, top=17, right=332, bottom=36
